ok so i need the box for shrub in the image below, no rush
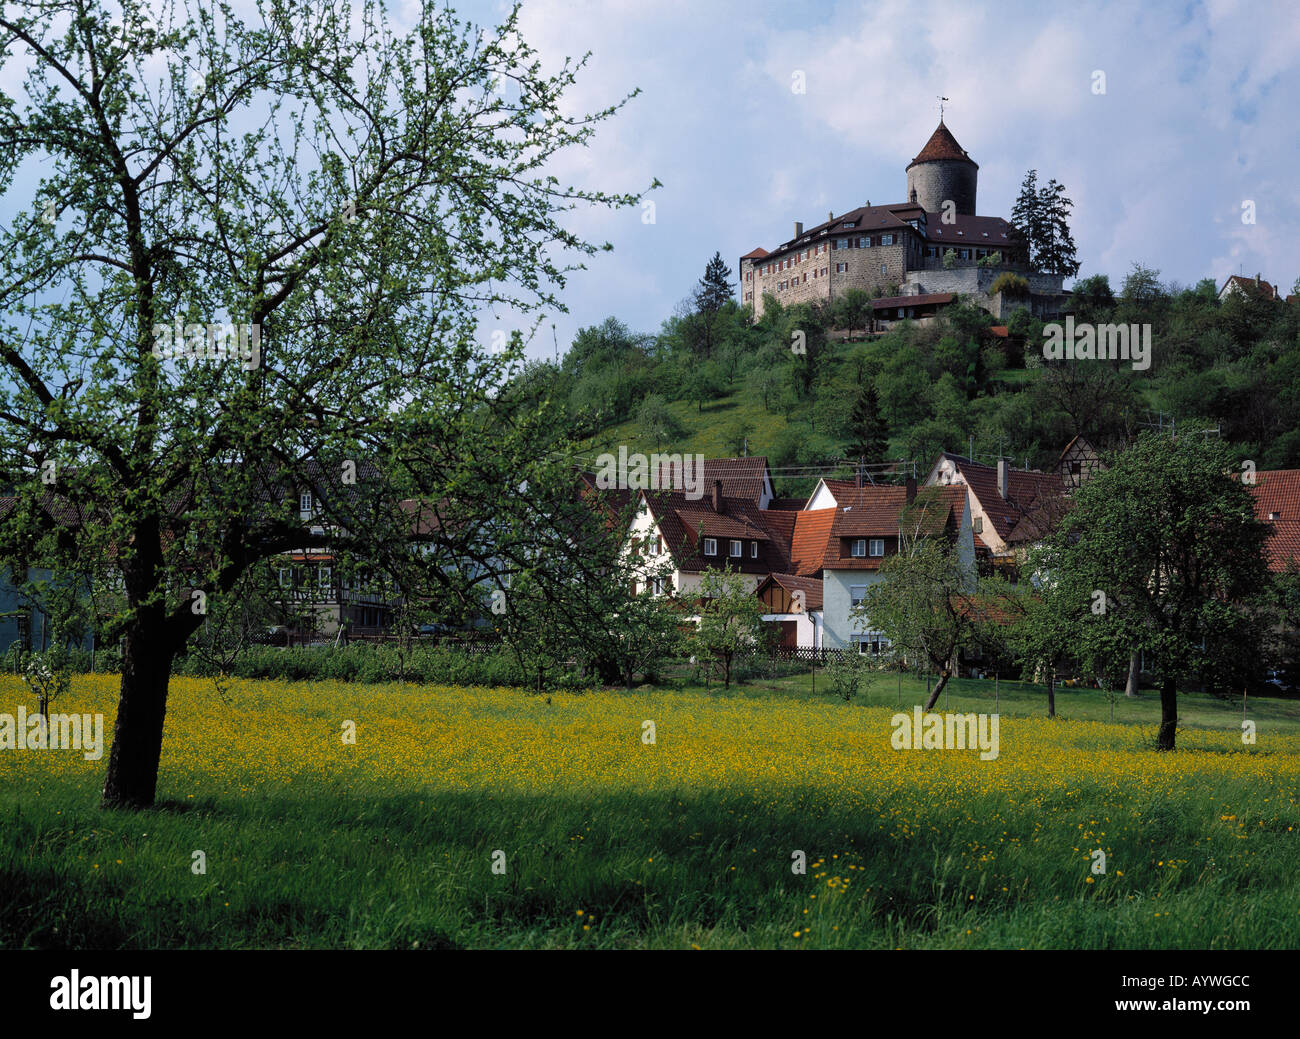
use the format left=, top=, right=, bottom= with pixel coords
left=991, top=272, right=1030, bottom=298
left=823, top=651, right=876, bottom=702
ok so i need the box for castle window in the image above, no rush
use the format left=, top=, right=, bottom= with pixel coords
left=837, top=262, right=847, bottom=273
left=881, top=234, right=893, bottom=245
left=803, top=273, right=808, bottom=282
left=859, top=237, right=869, bottom=248
left=841, top=222, right=855, bottom=228
left=880, top=264, right=887, bottom=275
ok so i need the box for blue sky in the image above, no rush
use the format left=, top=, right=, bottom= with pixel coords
left=449, top=0, right=1300, bottom=359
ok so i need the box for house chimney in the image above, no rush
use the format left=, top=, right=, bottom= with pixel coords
left=828, top=211, right=834, bottom=223
left=997, top=458, right=1010, bottom=500
left=906, top=476, right=917, bottom=504
left=794, top=221, right=803, bottom=237
left=711, top=479, right=723, bottom=514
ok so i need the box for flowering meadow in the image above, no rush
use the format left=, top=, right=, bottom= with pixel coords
left=2, top=674, right=1298, bottom=949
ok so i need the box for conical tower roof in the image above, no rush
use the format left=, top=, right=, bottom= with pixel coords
left=908, top=119, right=978, bottom=168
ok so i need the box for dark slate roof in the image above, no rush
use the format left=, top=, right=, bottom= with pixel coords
left=641, top=489, right=779, bottom=574
left=872, top=293, right=956, bottom=309
left=931, top=452, right=1065, bottom=545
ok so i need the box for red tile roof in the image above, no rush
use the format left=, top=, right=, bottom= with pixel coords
left=740, top=247, right=769, bottom=260
left=823, top=486, right=964, bottom=570
left=908, top=119, right=977, bottom=167
left=1247, top=470, right=1300, bottom=572
left=790, top=508, right=836, bottom=576
left=1221, top=274, right=1277, bottom=300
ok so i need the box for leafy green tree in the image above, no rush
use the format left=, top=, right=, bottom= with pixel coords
left=684, top=361, right=727, bottom=413
left=1070, top=274, right=1116, bottom=322
left=856, top=501, right=977, bottom=710
left=833, top=288, right=873, bottom=338
left=693, top=567, right=770, bottom=688
left=635, top=394, right=686, bottom=445
left=721, top=420, right=753, bottom=457
left=0, top=0, right=645, bottom=807
left=744, top=364, right=783, bottom=413
left=493, top=535, right=683, bottom=692
left=1030, top=429, right=1271, bottom=749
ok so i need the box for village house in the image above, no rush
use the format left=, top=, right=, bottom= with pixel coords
left=924, top=451, right=1067, bottom=572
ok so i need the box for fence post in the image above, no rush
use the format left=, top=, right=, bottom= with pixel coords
left=994, top=672, right=999, bottom=713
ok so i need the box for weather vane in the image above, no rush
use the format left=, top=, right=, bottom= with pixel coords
left=938, top=95, right=950, bottom=119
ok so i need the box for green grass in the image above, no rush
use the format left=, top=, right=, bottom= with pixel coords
left=2, top=673, right=1298, bottom=949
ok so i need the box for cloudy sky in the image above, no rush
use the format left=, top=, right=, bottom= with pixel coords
left=450, top=0, right=1300, bottom=358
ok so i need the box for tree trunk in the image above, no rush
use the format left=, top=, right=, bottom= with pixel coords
left=1124, top=650, right=1141, bottom=697
left=101, top=621, right=174, bottom=809
left=1157, top=675, right=1177, bottom=750
left=1047, top=671, right=1056, bottom=718
left=923, top=668, right=950, bottom=710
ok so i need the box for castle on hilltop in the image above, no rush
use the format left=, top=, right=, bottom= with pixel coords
left=739, top=119, right=1067, bottom=327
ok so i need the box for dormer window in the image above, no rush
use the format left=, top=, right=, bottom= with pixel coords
left=869, top=539, right=884, bottom=557
left=730, top=539, right=742, bottom=558
left=851, top=538, right=867, bottom=557
left=703, top=538, right=717, bottom=556
left=300, top=492, right=313, bottom=514
left=750, top=542, right=758, bottom=559
left=1270, top=511, right=1281, bottom=521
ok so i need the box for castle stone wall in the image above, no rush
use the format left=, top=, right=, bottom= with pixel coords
left=906, top=161, right=977, bottom=216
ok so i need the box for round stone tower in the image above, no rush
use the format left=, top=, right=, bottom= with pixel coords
left=905, top=119, right=978, bottom=216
